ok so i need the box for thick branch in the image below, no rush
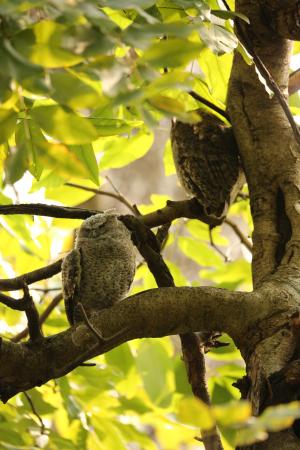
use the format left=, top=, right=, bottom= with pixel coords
left=0, top=200, right=222, bottom=292
left=0, top=204, right=98, bottom=219
left=0, top=286, right=255, bottom=402
left=0, top=199, right=221, bottom=228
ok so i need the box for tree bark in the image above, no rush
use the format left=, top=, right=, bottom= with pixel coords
left=227, top=0, right=300, bottom=448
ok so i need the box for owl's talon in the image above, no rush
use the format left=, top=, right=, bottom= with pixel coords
left=77, top=302, right=129, bottom=344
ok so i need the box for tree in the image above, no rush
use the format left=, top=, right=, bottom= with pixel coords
left=0, top=0, right=300, bottom=449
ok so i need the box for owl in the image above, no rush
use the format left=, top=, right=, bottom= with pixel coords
left=171, top=111, right=244, bottom=219
left=61, top=211, right=136, bottom=326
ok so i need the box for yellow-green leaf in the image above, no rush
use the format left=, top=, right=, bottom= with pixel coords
left=32, top=105, right=98, bottom=144
left=70, top=145, right=99, bottom=185
left=0, top=109, right=17, bottom=144
left=13, top=21, right=82, bottom=68
left=177, top=397, right=215, bottom=430
left=212, top=400, right=251, bottom=426
left=142, top=38, right=204, bottom=68
left=50, top=71, right=102, bottom=109
left=96, top=131, right=153, bottom=170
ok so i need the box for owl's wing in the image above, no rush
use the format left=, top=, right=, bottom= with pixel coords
left=61, top=249, right=81, bottom=326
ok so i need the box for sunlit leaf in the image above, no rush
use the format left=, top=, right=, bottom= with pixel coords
left=178, top=236, right=223, bottom=267
left=0, top=109, right=17, bottom=144
left=142, top=38, right=204, bottom=67
left=213, top=401, right=251, bottom=426
left=13, top=20, right=82, bottom=68
left=50, top=70, right=103, bottom=109
left=259, top=402, right=300, bottom=432
left=136, top=340, right=173, bottom=406
left=97, top=130, right=153, bottom=170
left=177, top=397, right=215, bottom=430
left=90, top=117, right=143, bottom=137
left=32, top=105, right=98, bottom=144
left=70, top=145, right=99, bottom=185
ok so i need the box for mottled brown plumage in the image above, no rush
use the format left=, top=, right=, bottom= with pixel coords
left=171, top=111, right=244, bottom=219
left=62, top=211, right=136, bottom=326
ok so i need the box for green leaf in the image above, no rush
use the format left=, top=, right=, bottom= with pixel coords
left=105, top=343, right=135, bottom=375
left=136, top=340, right=173, bottom=406
left=178, top=236, right=223, bottom=267
left=14, top=119, right=44, bottom=180
left=90, top=117, right=143, bottom=137
left=31, top=105, right=98, bottom=144
left=176, top=397, right=215, bottom=430
left=0, top=424, right=25, bottom=445
left=21, top=389, right=57, bottom=415
left=142, top=38, right=204, bottom=67
left=6, top=124, right=32, bottom=184
left=124, top=22, right=198, bottom=49
left=199, top=24, right=238, bottom=55
left=196, top=50, right=232, bottom=103
left=210, top=377, right=239, bottom=404
left=50, top=70, right=102, bottom=109
left=96, top=130, right=153, bottom=170
left=148, top=95, right=189, bottom=118
left=211, top=9, right=250, bottom=23
left=0, top=109, right=17, bottom=144
left=37, top=142, right=97, bottom=180
left=69, top=145, right=99, bottom=184
left=57, top=378, right=82, bottom=422
left=259, top=402, right=300, bottom=432
left=166, top=259, right=187, bottom=286
left=174, top=356, right=193, bottom=396
left=13, top=21, right=82, bottom=68
left=213, top=401, right=251, bottom=426
left=103, top=0, right=155, bottom=8
left=200, top=259, right=252, bottom=290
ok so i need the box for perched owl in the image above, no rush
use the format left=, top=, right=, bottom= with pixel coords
left=171, top=111, right=244, bottom=219
left=61, top=211, right=136, bottom=326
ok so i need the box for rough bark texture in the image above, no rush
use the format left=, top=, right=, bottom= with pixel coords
left=227, top=0, right=300, bottom=448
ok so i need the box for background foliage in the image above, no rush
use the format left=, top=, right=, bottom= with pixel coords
left=0, top=0, right=299, bottom=448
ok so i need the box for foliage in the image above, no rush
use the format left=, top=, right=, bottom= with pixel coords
left=0, top=0, right=299, bottom=449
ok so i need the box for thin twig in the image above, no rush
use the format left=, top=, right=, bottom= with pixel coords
left=24, top=391, right=45, bottom=434
left=188, top=91, right=230, bottom=121
left=65, top=182, right=137, bottom=215
left=209, top=228, right=229, bottom=262
left=32, top=287, right=61, bottom=292
left=0, top=259, right=62, bottom=291
left=224, top=218, right=253, bottom=252
left=105, top=176, right=141, bottom=216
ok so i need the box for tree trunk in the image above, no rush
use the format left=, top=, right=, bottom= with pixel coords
left=228, top=1, right=300, bottom=448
